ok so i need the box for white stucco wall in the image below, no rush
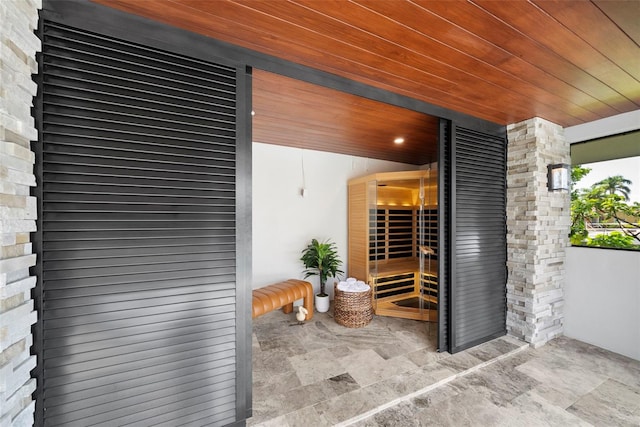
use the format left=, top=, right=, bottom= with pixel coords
left=251, top=142, right=416, bottom=295
left=565, top=247, right=640, bottom=361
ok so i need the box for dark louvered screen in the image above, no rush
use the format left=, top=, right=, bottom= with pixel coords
left=437, top=119, right=450, bottom=353
left=450, top=126, right=507, bottom=353
left=39, top=22, right=240, bottom=426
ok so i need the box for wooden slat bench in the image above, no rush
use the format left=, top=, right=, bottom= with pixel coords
left=252, top=279, right=314, bottom=320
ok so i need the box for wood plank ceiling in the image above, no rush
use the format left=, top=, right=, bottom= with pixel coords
left=94, top=0, right=640, bottom=164
left=253, top=71, right=440, bottom=164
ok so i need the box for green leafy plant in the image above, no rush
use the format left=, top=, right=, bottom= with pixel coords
left=300, top=238, right=344, bottom=296
left=570, top=166, right=640, bottom=250
left=586, top=232, right=637, bottom=249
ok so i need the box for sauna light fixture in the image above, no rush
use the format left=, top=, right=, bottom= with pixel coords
left=394, top=137, right=404, bottom=144
left=547, top=163, right=570, bottom=192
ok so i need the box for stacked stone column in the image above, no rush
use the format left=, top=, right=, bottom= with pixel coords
left=506, top=117, right=571, bottom=348
left=0, top=1, right=41, bottom=426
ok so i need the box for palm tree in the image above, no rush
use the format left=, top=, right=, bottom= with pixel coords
left=594, top=175, right=632, bottom=201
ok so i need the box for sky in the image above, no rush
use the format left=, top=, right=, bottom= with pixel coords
left=574, top=156, right=640, bottom=203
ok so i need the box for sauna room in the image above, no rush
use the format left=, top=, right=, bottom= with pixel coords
left=251, top=69, right=443, bottom=329
left=348, top=170, right=439, bottom=322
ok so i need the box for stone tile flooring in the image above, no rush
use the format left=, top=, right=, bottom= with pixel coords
left=249, top=306, right=640, bottom=426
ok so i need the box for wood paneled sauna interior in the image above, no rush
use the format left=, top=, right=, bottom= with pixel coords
left=348, top=170, right=438, bottom=322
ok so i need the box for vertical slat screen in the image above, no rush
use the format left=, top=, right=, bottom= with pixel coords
left=39, top=21, right=240, bottom=426
left=450, top=126, right=507, bottom=353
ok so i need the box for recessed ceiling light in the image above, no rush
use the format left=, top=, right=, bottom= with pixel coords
left=394, top=137, right=404, bottom=144
left=251, top=110, right=255, bottom=116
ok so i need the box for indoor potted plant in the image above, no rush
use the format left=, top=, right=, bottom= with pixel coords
left=300, top=238, right=344, bottom=313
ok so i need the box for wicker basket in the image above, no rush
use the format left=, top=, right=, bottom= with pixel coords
left=334, top=283, right=373, bottom=328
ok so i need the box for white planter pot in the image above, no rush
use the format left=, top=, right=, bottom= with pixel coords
left=315, top=294, right=330, bottom=313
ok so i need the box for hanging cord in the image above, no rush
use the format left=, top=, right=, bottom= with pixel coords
left=300, top=149, right=306, bottom=196
left=301, top=149, right=306, bottom=187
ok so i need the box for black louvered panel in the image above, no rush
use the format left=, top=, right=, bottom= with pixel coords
left=437, top=119, right=450, bottom=352
left=451, top=126, right=507, bottom=353
left=40, top=22, right=238, bottom=426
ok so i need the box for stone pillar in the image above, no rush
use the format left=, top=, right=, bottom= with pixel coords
left=506, top=117, right=570, bottom=348
left=0, top=1, right=41, bottom=426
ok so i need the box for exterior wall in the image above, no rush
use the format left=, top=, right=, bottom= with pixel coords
left=0, top=1, right=41, bottom=426
left=506, top=117, right=570, bottom=347
left=565, top=247, right=640, bottom=361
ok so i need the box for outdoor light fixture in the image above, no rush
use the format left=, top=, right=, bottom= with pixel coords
left=547, top=163, right=570, bottom=192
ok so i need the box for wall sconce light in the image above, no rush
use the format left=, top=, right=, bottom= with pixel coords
left=547, top=163, right=570, bottom=192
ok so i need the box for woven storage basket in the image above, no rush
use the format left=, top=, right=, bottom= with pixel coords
left=334, top=283, right=373, bottom=328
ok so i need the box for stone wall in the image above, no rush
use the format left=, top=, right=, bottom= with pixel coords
left=0, top=1, right=41, bottom=426
left=506, top=117, right=571, bottom=348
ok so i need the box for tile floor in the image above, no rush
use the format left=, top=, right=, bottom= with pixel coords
left=249, top=306, right=640, bottom=426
